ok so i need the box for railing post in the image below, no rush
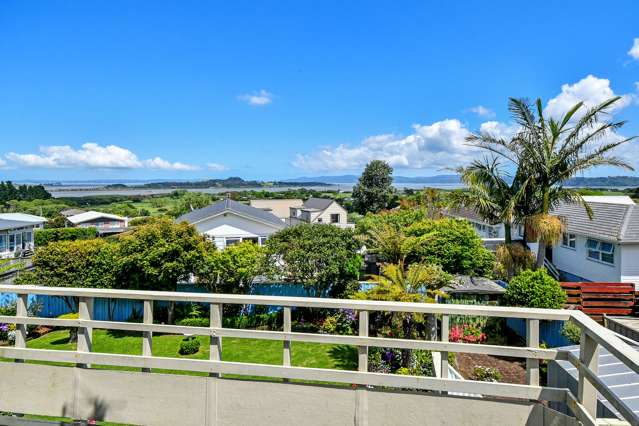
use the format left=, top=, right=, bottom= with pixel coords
left=283, top=307, right=291, bottom=367
left=210, top=303, right=222, bottom=377
left=142, top=300, right=153, bottom=373
left=77, top=297, right=94, bottom=368
left=358, top=310, right=368, bottom=372
left=578, top=332, right=599, bottom=418
left=440, top=314, right=449, bottom=379
left=14, top=294, right=28, bottom=363
left=526, top=318, right=539, bottom=386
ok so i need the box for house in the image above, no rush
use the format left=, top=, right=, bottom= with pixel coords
left=176, top=198, right=286, bottom=250
left=249, top=199, right=303, bottom=221
left=287, top=198, right=354, bottom=229
left=66, top=211, right=129, bottom=235
left=443, top=207, right=505, bottom=239
left=549, top=196, right=639, bottom=286
left=59, top=208, right=87, bottom=217
left=0, top=213, right=47, bottom=258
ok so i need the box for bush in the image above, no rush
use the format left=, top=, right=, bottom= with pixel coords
left=177, top=317, right=210, bottom=328
left=178, top=336, right=201, bottom=355
left=319, top=309, right=356, bottom=335
left=561, top=321, right=581, bottom=344
left=504, top=269, right=566, bottom=309
left=35, top=227, right=98, bottom=246
left=472, top=366, right=502, bottom=382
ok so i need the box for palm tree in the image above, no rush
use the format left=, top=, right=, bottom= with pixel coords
left=468, top=96, right=636, bottom=268
left=451, top=156, right=530, bottom=244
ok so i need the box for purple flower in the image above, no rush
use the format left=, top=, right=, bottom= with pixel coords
left=0, top=323, right=8, bottom=332
left=340, top=309, right=356, bottom=322
left=383, top=350, right=393, bottom=363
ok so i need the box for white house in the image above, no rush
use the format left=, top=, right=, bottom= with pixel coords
left=443, top=207, right=506, bottom=239
left=549, top=196, right=639, bottom=286
left=287, top=198, right=354, bottom=229
left=249, top=199, right=303, bottom=221
left=0, top=213, right=47, bottom=258
left=176, top=198, right=286, bottom=250
left=66, top=211, right=129, bottom=235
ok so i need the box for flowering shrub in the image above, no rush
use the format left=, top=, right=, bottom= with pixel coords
left=472, top=366, right=502, bottom=382
left=319, top=309, right=356, bottom=335
left=0, top=323, right=16, bottom=343
left=449, top=324, right=487, bottom=344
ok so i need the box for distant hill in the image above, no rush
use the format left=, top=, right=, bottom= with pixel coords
left=565, top=176, right=639, bottom=187
left=133, top=177, right=330, bottom=189
left=286, top=174, right=462, bottom=184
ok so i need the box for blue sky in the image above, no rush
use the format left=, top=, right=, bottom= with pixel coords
left=1, top=0, right=638, bottom=181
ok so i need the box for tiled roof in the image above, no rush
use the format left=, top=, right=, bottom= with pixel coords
left=552, top=197, right=639, bottom=242
left=67, top=211, right=127, bottom=225
left=176, top=198, right=285, bottom=228
left=302, top=198, right=334, bottom=211
left=443, top=207, right=500, bottom=225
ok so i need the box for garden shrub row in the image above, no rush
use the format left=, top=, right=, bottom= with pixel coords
left=35, top=227, right=98, bottom=246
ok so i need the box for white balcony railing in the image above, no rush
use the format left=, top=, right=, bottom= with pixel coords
left=0, top=284, right=638, bottom=425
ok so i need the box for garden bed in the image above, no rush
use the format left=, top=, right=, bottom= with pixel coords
left=454, top=353, right=526, bottom=384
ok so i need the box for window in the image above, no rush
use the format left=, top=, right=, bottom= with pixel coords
left=244, top=237, right=259, bottom=244
left=330, top=213, right=340, bottom=224
left=586, top=238, right=615, bottom=264
left=259, top=236, right=267, bottom=246
left=9, top=235, right=15, bottom=251
left=0, top=235, right=6, bottom=252
left=225, top=238, right=241, bottom=247
left=561, top=233, right=576, bottom=249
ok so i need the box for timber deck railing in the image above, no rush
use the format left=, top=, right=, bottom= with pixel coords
left=1, top=285, right=639, bottom=426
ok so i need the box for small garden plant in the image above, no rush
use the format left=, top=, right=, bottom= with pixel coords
left=504, top=269, right=566, bottom=309
left=178, top=336, right=201, bottom=356
left=472, top=366, right=502, bottom=382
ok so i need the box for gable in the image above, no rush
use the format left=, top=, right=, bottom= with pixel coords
left=193, top=211, right=283, bottom=236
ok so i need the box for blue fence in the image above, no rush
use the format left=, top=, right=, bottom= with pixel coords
left=0, top=282, right=326, bottom=320
left=505, top=318, right=572, bottom=348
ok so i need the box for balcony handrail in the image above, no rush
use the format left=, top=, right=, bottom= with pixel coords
left=1, top=284, right=639, bottom=425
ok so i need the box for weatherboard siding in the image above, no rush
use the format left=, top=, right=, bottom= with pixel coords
left=315, top=202, right=348, bottom=225
left=553, top=234, right=622, bottom=283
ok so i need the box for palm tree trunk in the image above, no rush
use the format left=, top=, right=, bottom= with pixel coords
left=504, top=223, right=512, bottom=245
left=534, top=188, right=551, bottom=269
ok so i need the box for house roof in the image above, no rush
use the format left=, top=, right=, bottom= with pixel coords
left=249, top=199, right=302, bottom=219
left=176, top=198, right=285, bottom=228
left=442, top=275, right=506, bottom=295
left=302, top=198, right=334, bottom=211
left=66, top=211, right=127, bottom=225
left=0, top=219, right=40, bottom=231
left=443, top=207, right=500, bottom=225
left=0, top=213, right=47, bottom=224
left=551, top=196, right=639, bottom=242
left=60, top=208, right=87, bottom=217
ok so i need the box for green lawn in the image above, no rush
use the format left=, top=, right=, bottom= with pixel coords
left=25, top=329, right=358, bottom=374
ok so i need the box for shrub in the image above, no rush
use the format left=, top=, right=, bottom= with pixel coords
left=504, top=269, right=566, bottom=309
left=449, top=324, right=487, bottom=344
left=178, top=336, right=201, bottom=355
left=178, top=317, right=210, bottom=328
left=35, top=227, right=98, bottom=246
left=472, top=366, right=502, bottom=382
left=319, top=309, right=356, bottom=335
left=561, top=321, right=581, bottom=344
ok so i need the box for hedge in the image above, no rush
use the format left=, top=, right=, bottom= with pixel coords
left=35, top=227, right=98, bottom=246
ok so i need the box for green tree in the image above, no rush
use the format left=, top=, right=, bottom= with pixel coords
left=504, top=269, right=566, bottom=309
left=115, top=218, right=213, bottom=323
left=264, top=224, right=362, bottom=298
left=197, top=241, right=265, bottom=294
left=406, top=218, right=494, bottom=275
left=469, top=97, right=636, bottom=268
left=170, top=192, right=217, bottom=217
left=352, top=160, right=395, bottom=214
left=16, top=239, right=118, bottom=311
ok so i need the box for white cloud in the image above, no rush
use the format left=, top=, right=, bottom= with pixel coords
left=293, top=119, right=477, bottom=171
left=629, top=38, right=639, bottom=60
left=0, top=158, right=6, bottom=168
left=479, top=121, right=519, bottom=141
left=238, top=89, right=273, bottom=106
left=468, top=105, right=495, bottom=118
left=5, top=143, right=198, bottom=171
left=144, top=157, right=199, bottom=171
left=206, top=162, right=229, bottom=172
left=544, top=75, right=633, bottom=119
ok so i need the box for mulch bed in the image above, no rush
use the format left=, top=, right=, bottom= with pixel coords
left=455, top=352, right=526, bottom=384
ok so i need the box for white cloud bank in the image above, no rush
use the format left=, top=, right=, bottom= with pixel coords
left=293, top=119, right=477, bottom=171
left=629, top=38, right=639, bottom=60
left=207, top=162, right=229, bottom=172
left=294, top=75, right=637, bottom=172
left=4, top=143, right=198, bottom=171
left=238, top=89, right=273, bottom=106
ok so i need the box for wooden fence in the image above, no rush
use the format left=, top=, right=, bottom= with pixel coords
left=561, top=282, right=635, bottom=321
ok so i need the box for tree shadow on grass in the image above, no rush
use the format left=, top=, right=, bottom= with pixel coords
left=329, top=345, right=358, bottom=370
left=105, top=329, right=140, bottom=339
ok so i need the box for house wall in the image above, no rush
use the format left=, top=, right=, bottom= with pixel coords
left=553, top=234, right=621, bottom=282
left=315, top=202, right=348, bottom=225
left=620, top=244, right=639, bottom=286
left=75, top=218, right=127, bottom=229
left=0, top=226, right=36, bottom=258
left=194, top=213, right=283, bottom=250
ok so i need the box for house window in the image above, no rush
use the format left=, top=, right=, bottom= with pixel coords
left=258, top=236, right=267, bottom=246
left=244, top=237, right=259, bottom=244
left=225, top=238, right=241, bottom=247
left=561, top=233, right=576, bottom=249
left=330, top=214, right=340, bottom=224
left=0, top=235, right=6, bottom=252
left=9, top=234, right=16, bottom=251
left=586, top=238, right=614, bottom=264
